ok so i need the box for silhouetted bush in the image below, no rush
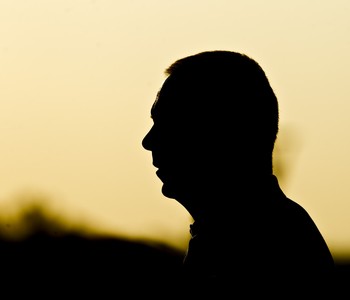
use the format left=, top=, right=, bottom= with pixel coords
left=0, top=204, right=185, bottom=297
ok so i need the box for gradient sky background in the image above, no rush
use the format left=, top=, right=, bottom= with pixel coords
left=0, top=0, right=349, bottom=258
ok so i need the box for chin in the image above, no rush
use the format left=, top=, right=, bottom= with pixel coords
left=161, top=185, right=178, bottom=199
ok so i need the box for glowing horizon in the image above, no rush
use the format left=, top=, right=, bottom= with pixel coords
left=1, top=0, right=350, bottom=258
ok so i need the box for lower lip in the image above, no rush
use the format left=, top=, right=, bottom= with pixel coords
left=156, top=169, right=168, bottom=183
left=156, top=169, right=162, bottom=179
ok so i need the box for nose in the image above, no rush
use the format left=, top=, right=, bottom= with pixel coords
left=142, top=127, right=153, bottom=151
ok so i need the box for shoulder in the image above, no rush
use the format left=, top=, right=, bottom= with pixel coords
left=278, top=196, right=324, bottom=236
left=277, top=196, right=335, bottom=267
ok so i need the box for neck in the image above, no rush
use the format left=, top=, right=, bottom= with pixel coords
left=181, top=173, right=277, bottom=222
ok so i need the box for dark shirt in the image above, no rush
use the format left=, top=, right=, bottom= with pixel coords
left=182, top=175, right=334, bottom=296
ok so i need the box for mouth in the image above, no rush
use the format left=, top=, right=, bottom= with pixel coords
left=156, top=168, right=172, bottom=185
left=155, top=169, right=163, bottom=181
left=152, top=160, right=161, bottom=168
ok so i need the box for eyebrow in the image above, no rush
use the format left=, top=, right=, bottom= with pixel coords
left=150, top=90, right=161, bottom=119
left=154, top=91, right=160, bottom=104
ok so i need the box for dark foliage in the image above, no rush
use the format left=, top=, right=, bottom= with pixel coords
left=0, top=232, right=186, bottom=297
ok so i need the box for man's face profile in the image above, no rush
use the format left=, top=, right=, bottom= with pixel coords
left=142, top=77, right=190, bottom=200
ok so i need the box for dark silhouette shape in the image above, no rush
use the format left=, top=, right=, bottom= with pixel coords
left=142, top=50, right=335, bottom=296
left=0, top=204, right=185, bottom=298
left=1, top=233, right=185, bottom=297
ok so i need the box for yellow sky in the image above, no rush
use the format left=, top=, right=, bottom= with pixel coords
left=0, top=0, right=350, bottom=257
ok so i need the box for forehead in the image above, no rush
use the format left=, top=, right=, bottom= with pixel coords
left=151, top=76, right=183, bottom=120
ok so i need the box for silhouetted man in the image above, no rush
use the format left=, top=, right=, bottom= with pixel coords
left=142, top=51, right=334, bottom=296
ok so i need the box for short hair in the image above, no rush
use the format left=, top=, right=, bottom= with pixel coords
left=164, top=50, right=279, bottom=154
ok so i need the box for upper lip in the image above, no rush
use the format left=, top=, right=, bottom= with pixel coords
left=152, top=161, right=160, bottom=168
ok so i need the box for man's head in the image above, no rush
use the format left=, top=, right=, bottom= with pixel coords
left=142, top=51, right=279, bottom=206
